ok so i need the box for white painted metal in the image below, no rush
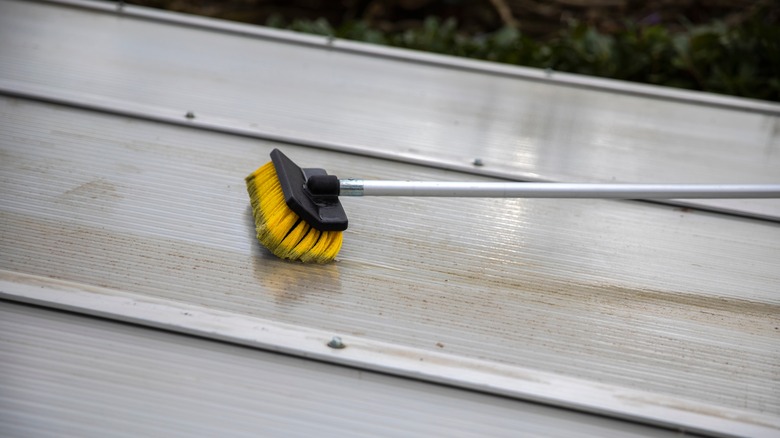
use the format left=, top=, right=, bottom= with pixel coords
left=0, top=0, right=778, bottom=220
left=25, top=0, right=780, bottom=116
left=1, top=0, right=779, bottom=435
left=1, top=301, right=685, bottom=438
left=1, top=96, right=779, bottom=436
left=6, top=275, right=775, bottom=437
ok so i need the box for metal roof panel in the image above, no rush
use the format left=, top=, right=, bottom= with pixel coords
left=1, top=0, right=778, bottom=219
left=1, top=0, right=779, bottom=435
left=1, top=96, right=778, bottom=436
left=2, top=301, right=683, bottom=437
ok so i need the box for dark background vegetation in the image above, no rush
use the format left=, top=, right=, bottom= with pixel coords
left=129, top=0, right=779, bottom=101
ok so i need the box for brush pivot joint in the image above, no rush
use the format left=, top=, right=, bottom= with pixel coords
left=305, top=174, right=340, bottom=200
left=270, top=149, right=348, bottom=231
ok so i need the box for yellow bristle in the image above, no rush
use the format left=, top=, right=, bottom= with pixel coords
left=302, top=228, right=342, bottom=263
left=245, top=161, right=343, bottom=263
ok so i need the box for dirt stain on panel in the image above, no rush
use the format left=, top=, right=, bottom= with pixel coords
left=61, top=179, right=121, bottom=201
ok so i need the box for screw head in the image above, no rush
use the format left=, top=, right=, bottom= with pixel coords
left=473, top=158, right=484, bottom=167
left=185, top=111, right=195, bottom=119
left=327, top=336, right=345, bottom=349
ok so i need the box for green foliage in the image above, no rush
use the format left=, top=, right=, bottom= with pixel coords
left=267, top=14, right=779, bottom=101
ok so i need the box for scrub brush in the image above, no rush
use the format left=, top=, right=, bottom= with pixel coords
left=245, top=149, right=780, bottom=263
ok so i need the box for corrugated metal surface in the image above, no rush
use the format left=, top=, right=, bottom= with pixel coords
left=1, top=0, right=779, bottom=436
left=1, top=95, right=779, bottom=436
left=0, top=0, right=778, bottom=220
left=1, top=301, right=681, bottom=438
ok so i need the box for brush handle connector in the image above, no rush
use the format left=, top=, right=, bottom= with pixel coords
left=339, top=180, right=780, bottom=199
left=305, top=173, right=340, bottom=200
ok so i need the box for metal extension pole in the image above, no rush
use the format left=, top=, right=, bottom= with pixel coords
left=339, top=180, right=780, bottom=199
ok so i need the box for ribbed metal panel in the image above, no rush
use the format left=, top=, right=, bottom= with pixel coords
left=1, top=301, right=682, bottom=437
left=1, top=96, right=778, bottom=436
left=1, top=0, right=779, bottom=435
left=0, top=0, right=778, bottom=220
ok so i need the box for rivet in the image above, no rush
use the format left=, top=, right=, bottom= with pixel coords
left=473, top=158, right=484, bottom=167
left=185, top=111, right=195, bottom=119
left=327, top=336, right=345, bottom=349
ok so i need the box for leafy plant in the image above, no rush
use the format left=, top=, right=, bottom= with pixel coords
left=267, top=12, right=779, bottom=102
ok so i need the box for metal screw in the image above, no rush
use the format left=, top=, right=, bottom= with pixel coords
left=327, top=336, right=345, bottom=349
left=185, top=111, right=195, bottom=119
left=473, top=158, right=484, bottom=167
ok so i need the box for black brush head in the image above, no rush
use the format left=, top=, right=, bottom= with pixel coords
left=270, top=149, right=348, bottom=231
